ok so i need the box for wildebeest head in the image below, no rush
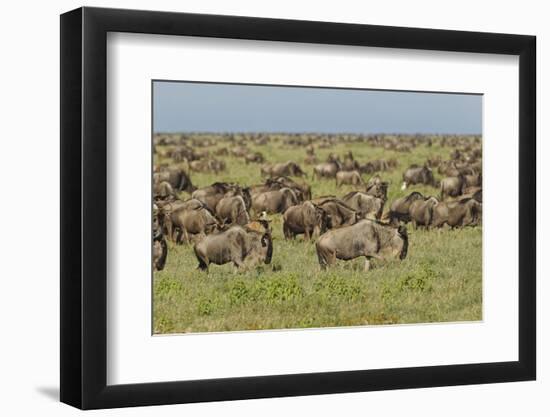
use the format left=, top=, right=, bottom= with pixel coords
left=421, top=166, right=436, bottom=185
left=314, top=205, right=330, bottom=234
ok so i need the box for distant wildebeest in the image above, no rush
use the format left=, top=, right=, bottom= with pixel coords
left=341, top=191, right=385, bottom=220
left=360, top=159, right=390, bottom=174
left=258, top=177, right=312, bottom=202
left=316, top=199, right=360, bottom=229
left=251, top=188, right=299, bottom=214
left=389, top=191, right=425, bottom=224
left=440, top=174, right=467, bottom=200
left=313, top=159, right=342, bottom=179
left=194, top=226, right=272, bottom=271
left=431, top=198, right=482, bottom=228
left=304, top=154, right=319, bottom=165
left=192, top=182, right=249, bottom=213
left=316, top=220, right=408, bottom=271
left=408, top=196, right=439, bottom=229
left=189, top=158, right=226, bottom=174
left=261, top=161, right=306, bottom=178
left=244, top=151, right=265, bottom=164
left=216, top=195, right=251, bottom=226
left=342, top=151, right=360, bottom=171
left=153, top=167, right=196, bottom=193
left=283, top=201, right=330, bottom=240
left=335, top=170, right=363, bottom=187
left=402, top=165, right=437, bottom=189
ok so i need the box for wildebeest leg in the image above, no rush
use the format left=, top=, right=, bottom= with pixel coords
left=364, top=258, right=370, bottom=272
left=182, top=228, right=190, bottom=245
left=401, top=182, right=407, bottom=190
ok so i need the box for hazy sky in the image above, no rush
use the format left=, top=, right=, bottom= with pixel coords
left=153, top=81, right=482, bottom=135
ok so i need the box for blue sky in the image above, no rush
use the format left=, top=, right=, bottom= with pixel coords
left=153, top=81, right=482, bottom=135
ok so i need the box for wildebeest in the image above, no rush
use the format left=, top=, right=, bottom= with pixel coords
left=315, top=220, right=408, bottom=271
left=388, top=191, right=425, bottom=224
left=194, top=226, right=273, bottom=271
left=440, top=174, right=467, bottom=200
left=261, top=161, right=306, bottom=177
left=192, top=182, right=247, bottom=212
left=341, top=191, right=385, bottom=220
left=169, top=205, right=219, bottom=244
left=244, top=151, right=265, bottom=164
left=153, top=180, right=177, bottom=201
left=335, top=170, right=363, bottom=187
left=251, top=188, right=299, bottom=214
left=313, top=159, right=342, bottom=179
left=152, top=207, right=168, bottom=271
left=153, top=167, right=196, bottom=193
left=402, top=165, right=436, bottom=189
left=189, top=158, right=226, bottom=174
left=409, top=196, right=439, bottom=229
left=215, top=195, right=250, bottom=226
left=365, top=179, right=389, bottom=201
left=316, top=199, right=359, bottom=228
left=283, top=201, right=329, bottom=240
left=431, top=198, right=482, bottom=228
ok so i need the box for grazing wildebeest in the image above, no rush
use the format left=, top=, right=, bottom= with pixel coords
left=244, top=151, right=265, bottom=164
left=261, top=161, right=307, bottom=177
left=283, top=201, right=329, bottom=240
left=388, top=191, right=425, bottom=224
left=153, top=180, right=177, bottom=201
left=335, top=170, right=363, bottom=187
left=365, top=181, right=389, bottom=201
left=440, top=174, right=467, bottom=200
left=342, top=151, right=360, bottom=171
left=251, top=188, right=299, bottom=214
left=170, top=205, right=219, bottom=244
left=254, top=177, right=311, bottom=202
left=431, top=198, right=482, bottom=228
left=316, top=220, right=408, bottom=271
left=341, top=191, right=385, bottom=220
left=153, top=167, right=196, bottom=193
left=194, top=226, right=272, bottom=271
left=409, top=196, right=439, bottom=229
left=189, top=158, right=225, bottom=174
left=313, top=159, right=342, bottom=179
left=402, top=165, right=436, bottom=189
left=158, top=198, right=207, bottom=240
left=304, top=154, right=319, bottom=165
left=216, top=195, right=250, bottom=226
left=192, top=182, right=249, bottom=212
left=317, top=199, right=360, bottom=228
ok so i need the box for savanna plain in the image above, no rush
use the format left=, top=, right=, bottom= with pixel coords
left=153, top=134, right=482, bottom=333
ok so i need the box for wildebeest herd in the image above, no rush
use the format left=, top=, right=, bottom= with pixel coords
left=153, top=133, right=481, bottom=273
left=152, top=132, right=482, bottom=332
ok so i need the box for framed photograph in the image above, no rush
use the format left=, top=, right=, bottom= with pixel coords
left=60, top=6, right=536, bottom=409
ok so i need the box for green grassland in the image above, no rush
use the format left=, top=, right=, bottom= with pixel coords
left=153, top=137, right=482, bottom=334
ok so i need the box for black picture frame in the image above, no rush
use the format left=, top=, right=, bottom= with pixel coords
left=60, top=6, right=536, bottom=410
